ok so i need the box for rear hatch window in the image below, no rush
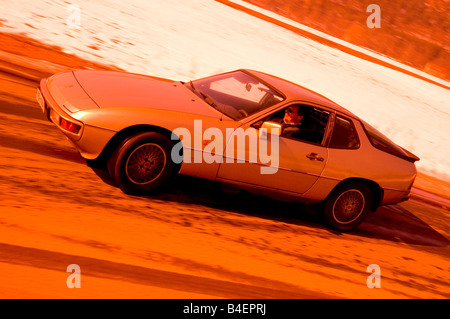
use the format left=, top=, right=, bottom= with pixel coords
left=361, top=120, right=418, bottom=162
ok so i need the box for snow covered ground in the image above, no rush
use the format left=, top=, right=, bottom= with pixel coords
left=1, top=0, right=449, bottom=180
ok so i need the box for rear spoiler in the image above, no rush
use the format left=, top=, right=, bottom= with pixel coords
left=400, top=147, right=420, bottom=163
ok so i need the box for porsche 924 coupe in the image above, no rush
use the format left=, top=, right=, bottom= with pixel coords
left=36, top=69, right=419, bottom=230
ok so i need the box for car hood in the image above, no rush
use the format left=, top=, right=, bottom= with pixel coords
left=72, top=70, right=221, bottom=117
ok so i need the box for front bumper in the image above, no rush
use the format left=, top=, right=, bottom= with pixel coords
left=37, top=78, right=117, bottom=160
left=37, top=78, right=84, bottom=141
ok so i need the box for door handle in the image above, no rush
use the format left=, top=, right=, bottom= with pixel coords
left=306, top=152, right=324, bottom=161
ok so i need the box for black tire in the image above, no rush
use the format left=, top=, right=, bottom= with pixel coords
left=322, top=183, right=372, bottom=231
left=107, top=132, right=175, bottom=194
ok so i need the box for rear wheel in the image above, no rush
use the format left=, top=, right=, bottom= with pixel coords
left=107, top=132, right=175, bottom=194
left=322, top=183, right=372, bottom=231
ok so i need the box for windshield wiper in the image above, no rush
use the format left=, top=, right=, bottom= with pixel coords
left=199, top=91, right=220, bottom=111
left=189, top=81, right=220, bottom=111
left=189, top=80, right=196, bottom=92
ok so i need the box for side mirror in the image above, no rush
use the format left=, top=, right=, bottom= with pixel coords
left=259, top=121, right=281, bottom=139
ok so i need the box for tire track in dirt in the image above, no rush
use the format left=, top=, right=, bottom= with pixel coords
left=0, top=242, right=329, bottom=298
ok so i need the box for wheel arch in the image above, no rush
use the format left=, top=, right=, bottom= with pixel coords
left=330, top=177, right=383, bottom=212
left=93, top=124, right=183, bottom=172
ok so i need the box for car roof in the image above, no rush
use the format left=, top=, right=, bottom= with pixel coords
left=244, top=69, right=357, bottom=118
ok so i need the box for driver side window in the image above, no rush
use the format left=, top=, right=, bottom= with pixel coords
left=253, top=104, right=330, bottom=145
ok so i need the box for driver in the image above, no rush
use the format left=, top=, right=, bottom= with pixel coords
left=280, top=105, right=304, bottom=138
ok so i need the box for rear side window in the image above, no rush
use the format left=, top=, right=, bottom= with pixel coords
left=329, top=116, right=359, bottom=149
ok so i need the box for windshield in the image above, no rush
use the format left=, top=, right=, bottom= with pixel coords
left=186, top=70, right=284, bottom=120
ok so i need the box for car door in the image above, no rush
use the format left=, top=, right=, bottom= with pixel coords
left=216, top=104, right=331, bottom=194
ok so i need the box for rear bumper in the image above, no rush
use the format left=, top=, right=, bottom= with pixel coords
left=381, top=187, right=411, bottom=205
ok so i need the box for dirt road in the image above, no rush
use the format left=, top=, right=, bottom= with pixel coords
left=0, top=32, right=448, bottom=299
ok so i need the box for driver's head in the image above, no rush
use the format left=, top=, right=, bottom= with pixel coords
left=284, top=105, right=303, bottom=124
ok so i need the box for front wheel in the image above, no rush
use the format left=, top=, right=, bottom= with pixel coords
left=322, top=183, right=372, bottom=231
left=107, top=132, right=175, bottom=194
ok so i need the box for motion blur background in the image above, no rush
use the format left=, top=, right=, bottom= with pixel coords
left=248, top=0, right=449, bottom=79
